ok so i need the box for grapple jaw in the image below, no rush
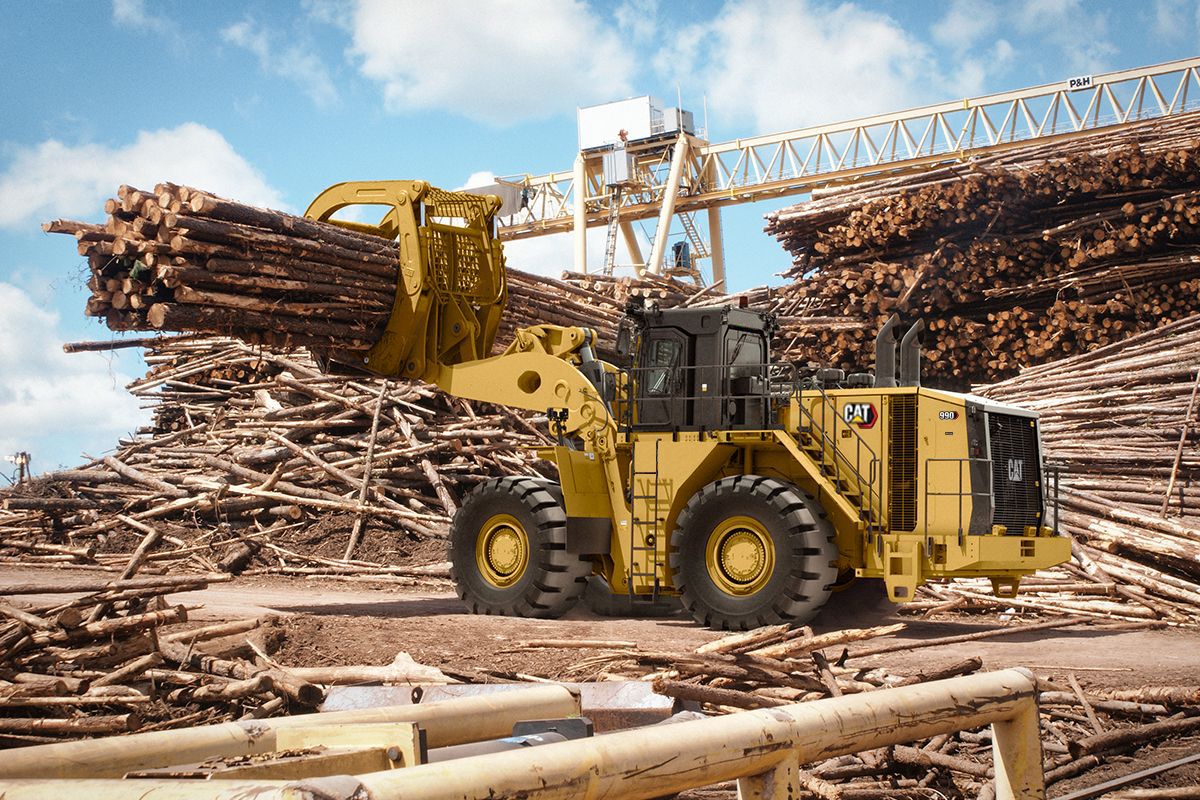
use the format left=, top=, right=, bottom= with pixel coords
left=305, top=180, right=507, bottom=381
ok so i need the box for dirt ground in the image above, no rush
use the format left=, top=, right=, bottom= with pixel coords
left=4, top=566, right=1200, bottom=792
left=9, top=567, right=1198, bottom=685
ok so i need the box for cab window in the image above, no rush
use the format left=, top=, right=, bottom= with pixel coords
left=644, top=338, right=681, bottom=396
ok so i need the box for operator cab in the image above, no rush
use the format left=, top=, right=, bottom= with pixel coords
left=620, top=301, right=776, bottom=432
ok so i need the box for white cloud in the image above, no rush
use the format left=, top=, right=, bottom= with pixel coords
left=111, top=0, right=174, bottom=34
left=1152, top=0, right=1200, bottom=40
left=302, top=0, right=352, bottom=31
left=0, top=123, right=287, bottom=231
left=1013, top=0, right=1116, bottom=74
left=345, top=0, right=635, bottom=123
left=0, top=283, right=148, bottom=472
left=932, top=0, right=1001, bottom=50
left=615, top=0, right=659, bottom=45
left=656, top=0, right=964, bottom=133
left=458, top=170, right=498, bottom=190
left=222, top=18, right=338, bottom=108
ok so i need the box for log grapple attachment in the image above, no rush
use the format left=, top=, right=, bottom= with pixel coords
left=305, top=180, right=508, bottom=381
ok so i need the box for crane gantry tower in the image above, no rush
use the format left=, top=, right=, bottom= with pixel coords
left=488, top=56, right=1200, bottom=287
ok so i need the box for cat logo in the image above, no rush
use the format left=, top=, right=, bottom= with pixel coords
left=842, top=402, right=877, bottom=429
left=1008, top=459, right=1024, bottom=482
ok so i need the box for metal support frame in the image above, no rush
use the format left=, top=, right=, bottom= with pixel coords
left=572, top=153, right=587, bottom=273
left=0, top=670, right=1045, bottom=799
left=0, top=685, right=579, bottom=780
left=707, top=205, right=726, bottom=288
left=647, top=133, right=690, bottom=275
left=620, top=220, right=644, bottom=273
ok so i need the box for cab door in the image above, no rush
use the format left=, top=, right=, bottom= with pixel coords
left=636, top=330, right=689, bottom=429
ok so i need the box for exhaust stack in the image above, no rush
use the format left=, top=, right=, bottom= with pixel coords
left=873, top=314, right=900, bottom=388
left=900, top=319, right=925, bottom=387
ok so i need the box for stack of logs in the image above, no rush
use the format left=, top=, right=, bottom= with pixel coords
left=43, top=184, right=630, bottom=359
left=547, top=621, right=1200, bottom=797
left=763, top=112, right=1200, bottom=386
left=0, top=571, right=284, bottom=745
left=0, top=334, right=555, bottom=577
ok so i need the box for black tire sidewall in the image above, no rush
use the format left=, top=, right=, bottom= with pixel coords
left=450, top=479, right=553, bottom=612
left=672, top=477, right=835, bottom=628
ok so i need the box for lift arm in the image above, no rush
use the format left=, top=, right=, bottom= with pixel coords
left=304, top=180, right=620, bottom=450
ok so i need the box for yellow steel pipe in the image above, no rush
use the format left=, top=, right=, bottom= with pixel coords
left=0, top=670, right=1041, bottom=799
left=348, top=667, right=1043, bottom=800
left=0, top=684, right=579, bottom=780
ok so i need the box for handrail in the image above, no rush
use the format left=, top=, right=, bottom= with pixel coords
left=1044, top=461, right=1065, bottom=536
left=620, top=361, right=786, bottom=432
left=794, top=380, right=884, bottom=538
left=923, top=457, right=994, bottom=542
left=620, top=358, right=884, bottom=536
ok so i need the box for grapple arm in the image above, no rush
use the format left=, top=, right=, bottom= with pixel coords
left=305, top=180, right=507, bottom=381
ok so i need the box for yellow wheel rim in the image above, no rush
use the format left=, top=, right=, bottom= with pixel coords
left=705, top=516, right=775, bottom=596
left=476, top=513, right=529, bottom=588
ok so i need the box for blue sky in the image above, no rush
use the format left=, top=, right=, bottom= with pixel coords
left=0, top=0, right=1195, bottom=475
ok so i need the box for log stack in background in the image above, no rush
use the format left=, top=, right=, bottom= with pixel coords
left=763, top=113, right=1200, bottom=386
left=971, top=312, right=1200, bottom=622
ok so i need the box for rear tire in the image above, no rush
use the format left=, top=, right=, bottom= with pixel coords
left=669, top=475, right=838, bottom=631
left=450, top=477, right=590, bottom=618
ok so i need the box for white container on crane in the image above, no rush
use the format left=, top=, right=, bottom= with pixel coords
left=578, top=96, right=695, bottom=152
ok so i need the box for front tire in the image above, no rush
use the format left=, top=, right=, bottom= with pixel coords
left=450, top=477, right=590, bottom=618
left=669, top=476, right=838, bottom=631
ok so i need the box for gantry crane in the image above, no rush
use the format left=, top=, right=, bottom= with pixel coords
left=489, top=56, right=1200, bottom=285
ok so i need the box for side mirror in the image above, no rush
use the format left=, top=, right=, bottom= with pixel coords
left=615, top=318, right=636, bottom=363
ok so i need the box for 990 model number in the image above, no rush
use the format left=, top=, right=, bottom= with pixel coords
left=938, top=410, right=959, bottom=421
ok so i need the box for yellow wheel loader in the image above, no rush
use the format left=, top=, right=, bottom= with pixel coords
left=305, top=181, right=1071, bottom=630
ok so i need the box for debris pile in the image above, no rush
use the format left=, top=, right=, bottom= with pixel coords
left=0, top=335, right=554, bottom=576
left=0, top=570, right=452, bottom=748
left=763, top=113, right=1200, bottom=385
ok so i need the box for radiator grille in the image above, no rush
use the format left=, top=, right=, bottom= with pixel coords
left=888, top=396, right=917, bottom=531
left=988, top=413, right=1043, bottom=532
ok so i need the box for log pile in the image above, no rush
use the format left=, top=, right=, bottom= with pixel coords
left=0, top=571, right=291, bottom=746
left=43, top=184, right=629, bottom=358
left=763, top=113, right=1200, bottom=386
left=548, top=621, right=1200, bottom=797
left=559, top=270, right=710, bottom=308
left=0, top=334, right=554, bottom=577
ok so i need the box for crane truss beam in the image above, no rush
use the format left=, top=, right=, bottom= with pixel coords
left=497, top=57, right=1200, bottom=243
